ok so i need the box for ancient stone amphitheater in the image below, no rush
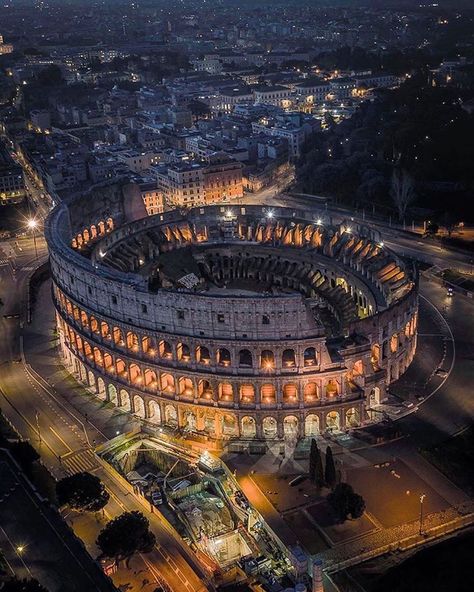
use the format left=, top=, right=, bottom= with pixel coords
left=46, top=183, right=418, bottom=442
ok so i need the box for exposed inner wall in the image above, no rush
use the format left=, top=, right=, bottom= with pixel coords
left=45, top=186, right=418, bottom=441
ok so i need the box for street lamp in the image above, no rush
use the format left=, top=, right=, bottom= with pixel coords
left=27, top=218, right=38, bottom=259
left=419, top=493, right=426, bottom=535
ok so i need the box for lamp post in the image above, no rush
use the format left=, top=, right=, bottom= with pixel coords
left=419, top=493, right=426, bottom=536
left=27, top=218, right=38, bottom=259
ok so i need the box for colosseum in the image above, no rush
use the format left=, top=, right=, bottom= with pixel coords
left=46, top=182, right=418, bottom=443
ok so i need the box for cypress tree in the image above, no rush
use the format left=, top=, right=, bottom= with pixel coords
left=325, top=445, right=337, bottom=488
left=309, top=438, right=324, bottom=486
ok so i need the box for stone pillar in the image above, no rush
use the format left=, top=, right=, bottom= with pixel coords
left=312, top=559, right=324, bottom=592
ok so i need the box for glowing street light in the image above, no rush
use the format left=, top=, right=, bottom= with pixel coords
left=27, top=218, right=39, bottom=259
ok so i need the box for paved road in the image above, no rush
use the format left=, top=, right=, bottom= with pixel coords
left=0, top=451, right=116, bottom=591
left=0, top=241, right=209, bottom=592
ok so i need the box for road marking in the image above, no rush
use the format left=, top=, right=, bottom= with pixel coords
left=49, top=426, right=73, bottom=453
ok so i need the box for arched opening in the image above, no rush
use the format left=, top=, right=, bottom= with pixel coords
left=90, top=316, right=99, bottom=334
left=101, top=321, right=110, bottom=339
left=239, top=384, right=255, bottom=405
left=144, top=369, right=157, bottom=388
left=239, top=349, right=253, bottom=368
left=103, top=353, right=113, bottom=372
left=159, top=340, right=173, bottom=359
left=160, top=373, right=175, bottom=393
left=98, top=220, right=106, bottom=235
left=241, top=416, right=256, bottom=439
left=196, top=345, right=211, bottom=365
left=165, top=404, right=178, bottom=427
left=390, top=333, right=398, bottom=353
left=304, top=382, right=318, bottom=402
left=283, top=415, right=299, bottom=439
left=184, top=410, right=197, bottom=432
left=263, top=416, right=277, bottom=439
left=179, top=377, right=194, bottom=398
left=304, top=347, right=317, bottom=367
left=72, top=306, right=80, bottom=321
left=142, top=336, right=151, bottom=353
left=371, top=344, right=380, bottom=369
left=282, top=349, right=296, bottom=368
left=133, top=395, right=146, bottom=418
left=84, top=342, right=92, bottom=358
left=283, top=383, right=298, bottom=405
left=305, top=414, right=320, bottom=436
left=93, top=347, right=103, bottom=367
left=370, top=386, right=381, bottom=406
left=108, top=384, right=118, bottom=404
left=97, top=377, right=106, bottom=398
left=346, top=407, right=360, bottom=427
left=83, top=228, right=90, bottom=243
left=113, top=326, right=124, bottom=346
left=120, top=389, right=131, bottom=411
left=177, top=342, right=191, bottom=362
left=217, top=348, right=231, bottom=367
left=221, top=414, right=237, bottom=436
left=106, top=217, right=114, bottom=232
left=129, top=363, right=142, bottom=384
left=90, top=225, right=97, bottom=239
left=148, top=401, right=161, bottom=424
left=260, top=350, right=275, bottom=370
left=80, top=311, right=89, bottom=329
left=126, top=332, right=139, bottom=351
left=198, top=379, right=213, bottom=400
left=116, top=358, right=126, bottom=377
left=326, top=379, right=338, bottom=398
left=261, top=383, right=276, bottom=405
left=353, top=360, right=363, bottom=376
left=218, top=382, right=233, bottom=401
left=326, top=411, right=340, bottom=432
left=87, top=370, right=95, bottom=389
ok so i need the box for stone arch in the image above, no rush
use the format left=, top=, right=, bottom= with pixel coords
left=101, top=321, right=110, bottom=339
left=218, top=382, right=233, bottom=401
left=83, top=228, right=90, bottom=243
left=108, top=384, right=118, bottom=404
left=144, top=368, right=157, bottom=388
left=326, top=379, right=338, bottom=398
left=198, top=379, right=213, bottom=400
left=106, top=217, right=114, bottom=232
left=113, top=326, right=124, bottom=346
left=103, top=352, right=113, bottom=372
left=304, top=347, right=317, bottom=367
left=80, top=310, right=89, bottom=328
left=141, top=336, right=151, bottom=353
left=126, top=331, right=139, bottom=351
left=129, top=363, right=142, bottom=384
left=90, top=224, right=97, bottom=239
left=371, top=344, right=380, bottom=369
left=183, top=410, right=197, bottom=432
left=177, top=342, right=191, bottom=361
left=346, top=407, right=360, bottom=427
left=261, top=383, right=276, bottom=405
left=370, top=386, right=381, bottom=405
left=217, top=348, right=231, bottom=367
left=87, top=370, right=96, bottom=390
left=241, top=416, right=257, bottom=438
left=97, top=376, right=106, bottom=398
left=133, top=395, right=146, bottom=418
left=116, top=358, right=126, bottom=377
left=159, top=340, right=173, bottom=359
left=78, top=361, right=87, bottom=382
left=282, top=349, right=296, bottom=368
left=148, top=401, right=161, bottom=423
left=260, top=350, right=275, bottom=370
left=305, top=414, right=320, bottom=436
left=326, top=411, right=340, bottom=432
left=179, top=377, right=194, bottom=397
left=119, top=389, right=131, bottom=411
left=196, top=345, right=211, bottom=364
left=90, top=316, right=99, bottom=334
left=238, top=349, right=253, bottom=368
left=160, top=373, right=175, bottom=393
left=304, top=382, right=318, bottom=402
left=93, top=347, right=103, bottom=367
left=262, top=416, right=277, bottom=439
left=239, top=384, right=255, bottom=404
left=165, top=404, right=178, bottom=427
left=98, top=220, right=106, bottom=235
left=283, top=415, right=298, bottom=438
left=220, top=413, right=238, bottom=436
left=283, top=383, right=298, bottom=405
left=353, top=359, right=363, bottom=376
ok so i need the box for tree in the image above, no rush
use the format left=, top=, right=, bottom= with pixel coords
left=2, top=577, right=49, bottom=591
left=327, top=483, right=366, bottom=522
left=96, top=511, right=156, bottom=563
left=56, top=472, right=110, bottom=513
left=324, top=446, right=337, bottom=488
left=390, top=167, right=416, bottom=221
left=10, top=441, right=40, bottom=472
left=37, top=65, right=64, bottom=87
left=309, top=438, right=324, bottom=486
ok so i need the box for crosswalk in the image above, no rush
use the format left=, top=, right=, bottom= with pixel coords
left=0, top=259, right=9, bottom=266
left=61, top=448, right=100, bottom=476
